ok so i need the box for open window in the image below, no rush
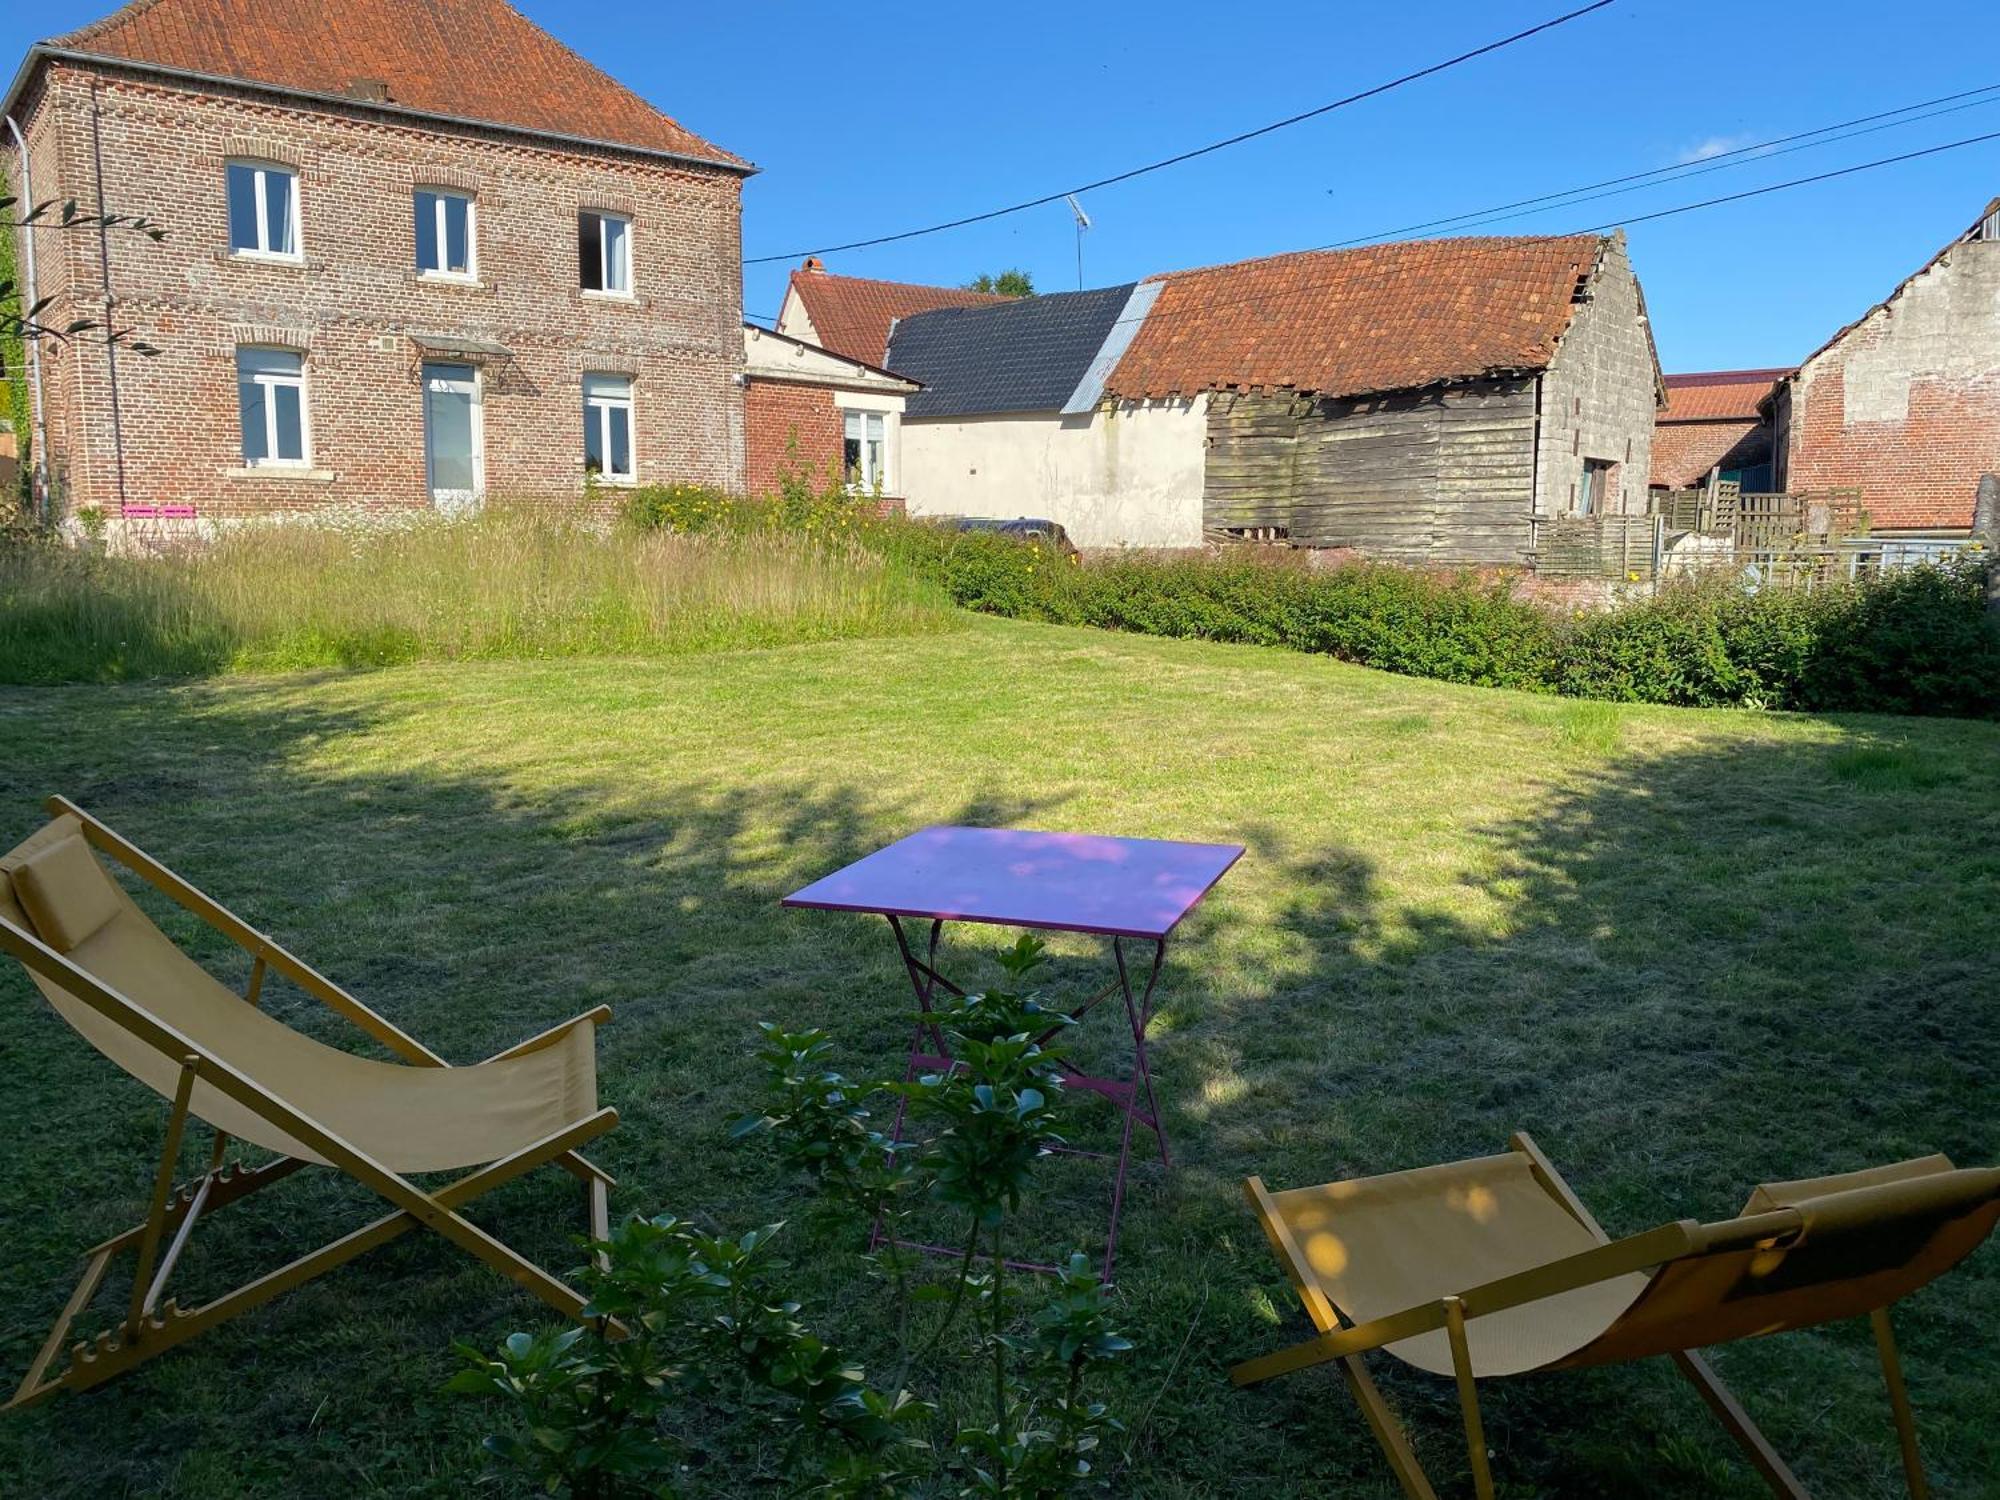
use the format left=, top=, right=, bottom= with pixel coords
left=226, top=161, right=301, bottom=259
left=578, top=210, right=632, bottom=295
left=236, top=348, right=309, bottom=466
left=415, top=188, right=476, bottom=279
left=842, top=409, right=887, bottom=492
left=583, top=373, right=635, bottom=482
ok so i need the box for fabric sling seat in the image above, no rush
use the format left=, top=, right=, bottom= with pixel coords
left=1232, top=1131, right=2000, bottom=1500
left=0, top=798, right=619, bottom=1408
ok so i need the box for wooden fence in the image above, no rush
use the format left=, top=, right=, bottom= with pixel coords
left=1647, top=486, right=1870, bottom=586
left=1529, top=513, right=1662, bottom=580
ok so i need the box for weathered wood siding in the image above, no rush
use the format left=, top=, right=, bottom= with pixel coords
left=1204, top=379, right=1539, bottom=564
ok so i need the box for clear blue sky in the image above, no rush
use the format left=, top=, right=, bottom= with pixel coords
left=7, top=0, right=1999, bottom=371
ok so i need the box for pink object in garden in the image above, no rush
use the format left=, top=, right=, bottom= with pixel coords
left=784, top=826, right=1243, bottom=1281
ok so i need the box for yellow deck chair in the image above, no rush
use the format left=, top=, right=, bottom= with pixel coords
left=1233, top=1132, right=2000, bottom=1500
left=0, top=797, right=619, bottom=1408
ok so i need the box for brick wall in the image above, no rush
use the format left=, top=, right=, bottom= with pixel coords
left=17, top=60, right=746, bottom=518
left=1650, top=417, right=1772, bottom=489
left=1781, top=239, right=2000, bottom=532
left=1536, top=233, right=1660, bottom=517
left=744, top=377, right=843, bottom=496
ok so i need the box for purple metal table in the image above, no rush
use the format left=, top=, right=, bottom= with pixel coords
left=783, top=825, right=1243, bottom=1281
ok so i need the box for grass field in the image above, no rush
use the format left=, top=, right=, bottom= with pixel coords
left=0, top=508, right=949, bottom=682
left=0, top=617, right=1994, bottom=1498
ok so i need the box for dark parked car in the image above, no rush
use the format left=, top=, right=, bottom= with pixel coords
left=928, top=515, right=1079, bottom=554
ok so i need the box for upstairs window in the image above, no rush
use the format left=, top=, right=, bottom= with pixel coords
left=583, top=373, right=634, bottom=481
left=843, top=409, right=887, bottom=491
left=578, top=210, right=632, bottom=294
left=237, top=348, right=309, bottom=466
left=415, top=189, right=476, bottom=278
left=226, top=161, right=300, bottom=259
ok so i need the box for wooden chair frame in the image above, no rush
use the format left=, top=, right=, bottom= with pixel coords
left=2, top=797, right=618, bottom=1409
left=1231, top=1132, right=1943, bottom=1500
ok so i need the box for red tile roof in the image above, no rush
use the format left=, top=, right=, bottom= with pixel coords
left=1108, top=235, right=1608, bottom=402
left=44, top=0, right=746, bottom=168
left=1659, top=369, right=1790, bottom=422
left=787, top=263, right=1009, bottom=365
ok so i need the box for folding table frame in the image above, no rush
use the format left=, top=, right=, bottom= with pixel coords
left=784, top=826, right=1242, bottom=1283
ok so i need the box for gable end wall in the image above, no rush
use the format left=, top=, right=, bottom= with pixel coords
left=1536, top=235, right=1657, bottom=517
left=1782, top=238, right=2000, bottom=532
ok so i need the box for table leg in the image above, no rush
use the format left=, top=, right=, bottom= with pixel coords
left=876, top=921, right=1174, bottom=1285
left=1115, top=937, right=1173, bottom=1169
left=1101, top=937, right=1171, bottom=1284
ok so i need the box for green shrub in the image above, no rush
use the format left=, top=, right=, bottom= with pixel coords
left=1797, top=559, right=2000, bottom=718
left=878, top=531, right=1996, bottom=719
left=455, top=940, right=1133, bottom=1499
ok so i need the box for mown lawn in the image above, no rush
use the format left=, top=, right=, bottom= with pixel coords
left=0, top=616, right=1994, bottom=1498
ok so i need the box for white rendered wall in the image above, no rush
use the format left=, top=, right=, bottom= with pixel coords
left=899, top=397, right=1208, bottom=547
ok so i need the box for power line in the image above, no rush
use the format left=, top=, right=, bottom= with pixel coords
left=1064, top=126, right=2000, bottom=356
left=1328, top=82, right=2000, bottom=247
left=1562, top=127, right=2000, bottom=236
left=743, top=0, right=1618, bottom=266
left=753, top=128, right=2000, bottom=372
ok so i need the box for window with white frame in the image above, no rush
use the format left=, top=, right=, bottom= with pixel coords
left=583, top=373, right=634, bottom=480
left=414, top=188, right=476, bottom=278
left=236, top=348, right=309, bottom=466
left=578, top=210, right=632, bottom=294
left=843, top=409, right=887, bottom=492
left=226, top=161, right=300, bottom=258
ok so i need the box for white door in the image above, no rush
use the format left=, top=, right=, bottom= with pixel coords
left=423, top=362, right=483, bottom=513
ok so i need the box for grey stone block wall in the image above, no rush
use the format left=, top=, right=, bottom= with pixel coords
left=1537, top=234, right=1662, bottom=517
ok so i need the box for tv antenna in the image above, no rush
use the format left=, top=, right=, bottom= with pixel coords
left=1065, top=194, right=1091, bottom=290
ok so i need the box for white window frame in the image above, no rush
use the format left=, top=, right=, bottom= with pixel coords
left=580, top=209, right=634, bottom=297
left=583, top=372, right=636, bottom=483
left=414, top=187, right=478, bottom=281
left=226, top=160, right=303, bottom=262
left=236, top=346, right=311, bottom=468
left=841, top=406, right=890, bottom=493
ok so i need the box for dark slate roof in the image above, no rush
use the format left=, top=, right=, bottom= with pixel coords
left=887, top=285, right=1138, bottom=418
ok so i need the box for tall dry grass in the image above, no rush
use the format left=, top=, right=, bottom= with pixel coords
left=0, top=505, right=951, bottom=682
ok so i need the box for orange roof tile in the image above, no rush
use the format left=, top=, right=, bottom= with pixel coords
left=1108, top=235, right=1607, bottom=402
left=1659, top=369, right=1790, bottom=422
left=787, top=264, right=1010, bottom=365
left=42, top=0, right=747, bottom=168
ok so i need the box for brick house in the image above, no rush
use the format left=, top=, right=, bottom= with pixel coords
left=1650, top=369, right=1788, bottom=491
left=3, top=0, right=753, bottom=523
left=741, top=323, right=916, bottom=498
left=1773, top=198, right=2000, bottom=538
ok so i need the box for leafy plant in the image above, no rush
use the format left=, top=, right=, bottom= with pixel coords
left=449, top=1215, right=928, bottom=1499
left=456, top=939, right=1132, bottom=1498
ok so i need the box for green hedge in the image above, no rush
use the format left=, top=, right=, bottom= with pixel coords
left=625, top=489, right=2000, bottom=720
left=906, top=532, right=2000, bottom=719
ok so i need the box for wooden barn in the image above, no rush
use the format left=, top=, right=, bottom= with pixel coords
left=1105, top=233, right=1666, bottom=564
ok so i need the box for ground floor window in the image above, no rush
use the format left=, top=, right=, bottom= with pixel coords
left=236, top=347, right=309, bottom=465
left=843, top=408, right=886, bottom=492
left=584, top=373, right=635, bottom=481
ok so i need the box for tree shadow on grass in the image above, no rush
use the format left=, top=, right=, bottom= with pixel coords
left=1176, top=719, right=1999, bottom=1499
left=0, top=677, right=1085, bottom=1498
left=0, top=679, right=1994, bottom=1499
